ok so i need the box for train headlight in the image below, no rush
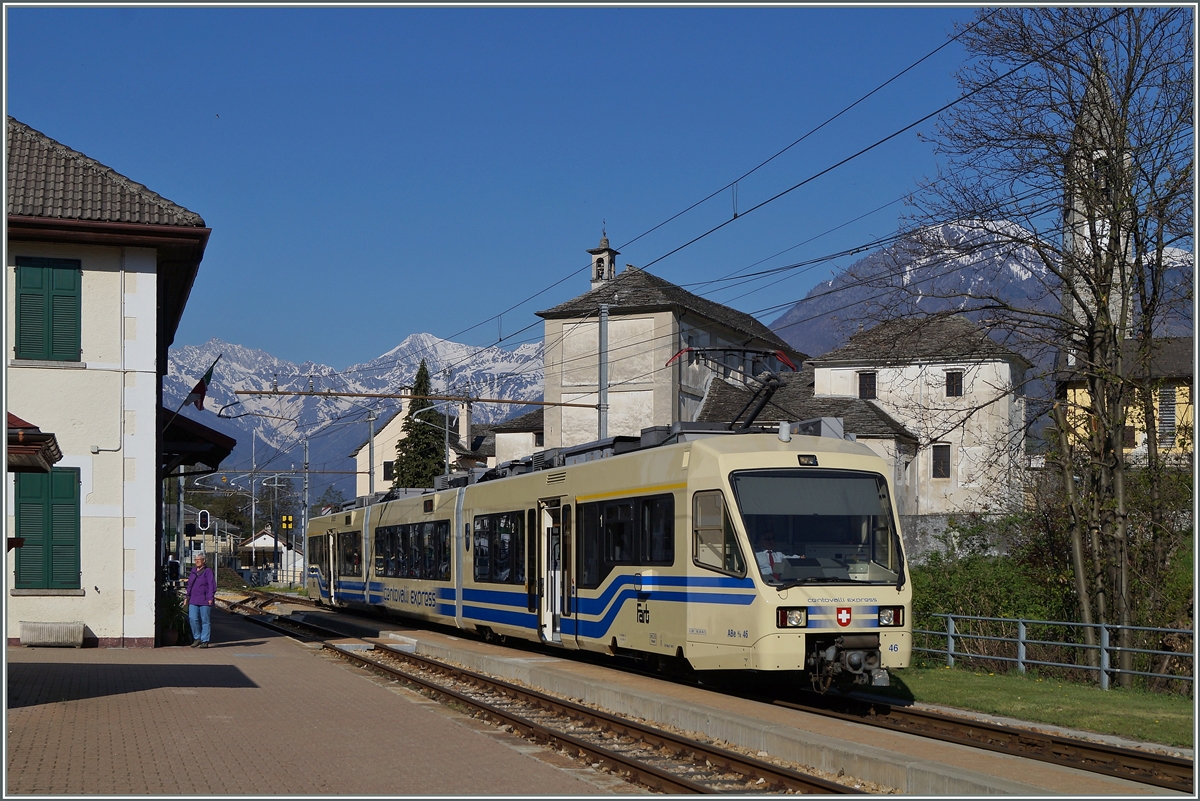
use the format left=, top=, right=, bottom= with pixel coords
left=776, top=607, right=808, bottom=628
left=877, top=606, right=905, bottom=627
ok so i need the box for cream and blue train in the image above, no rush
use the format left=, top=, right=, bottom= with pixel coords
left=306, top=420, right=912, bottom=687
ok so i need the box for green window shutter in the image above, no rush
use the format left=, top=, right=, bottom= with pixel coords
left=50, top=469, right=81, bottom=588
left=16, top=263, right=48, bottom=360
left=14, top=468, right=81, bottom=589
left=15, top=472, right=49, bottom=588
left=49, top=264, right=82, bottom=361
left=15, top=258, right=82, bottom=362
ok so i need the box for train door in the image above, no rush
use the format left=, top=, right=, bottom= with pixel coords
left=328, top=531, right=339, bottom=605
left=538, top=499, right=563, bottom=643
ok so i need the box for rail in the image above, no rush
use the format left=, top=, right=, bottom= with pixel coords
left=914, top=614, right=1193, bottom=690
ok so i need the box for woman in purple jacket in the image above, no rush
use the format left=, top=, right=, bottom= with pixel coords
left=186, top=552, right=216, bottom=647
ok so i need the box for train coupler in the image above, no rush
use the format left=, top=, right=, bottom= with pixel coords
left=807, top=633, right=883, bottom=687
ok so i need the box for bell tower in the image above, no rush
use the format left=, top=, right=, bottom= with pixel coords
left=1062, top=57, right=1133, bottom=344
left=587, top=231, right=619, bottom=290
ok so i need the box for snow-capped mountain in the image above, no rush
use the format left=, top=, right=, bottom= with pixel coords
left=166, top=334, right=543, bottom=498
left=769, top=221, right=1193, bottom=359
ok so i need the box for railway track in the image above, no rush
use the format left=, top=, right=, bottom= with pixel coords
left=229, top=591, right=1193, bottom=794
left=224, top=597, right=871, bottom=793
left=332, top=641, right=870, bottom=794
left=767, top=693, right=1193, bottom=794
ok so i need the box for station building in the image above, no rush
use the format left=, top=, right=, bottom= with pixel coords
left=6, top=116, right=233, bottom=647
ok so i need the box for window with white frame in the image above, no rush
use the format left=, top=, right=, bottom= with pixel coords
left=946, top=370, right=964, bottom=397
left=931, top=443, right=951, bottom=479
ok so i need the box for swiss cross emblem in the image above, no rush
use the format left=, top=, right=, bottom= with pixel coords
left=836, top=607, right=852, bottom=627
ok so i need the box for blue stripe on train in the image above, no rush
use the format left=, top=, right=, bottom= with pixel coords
left=330, top=572, right=757, bottom=640
left=363, top=582, right=458, bottom=605
left=563, top=588, right=756, bottom=639
left=462, top=587, right=526, bottom=606
left=574, top=573, right=755, bottom=617
left=462, top=604, right=537, bottom=629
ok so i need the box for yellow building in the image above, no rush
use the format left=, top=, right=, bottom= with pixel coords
left=1058, top=337, right=1193, bottom=462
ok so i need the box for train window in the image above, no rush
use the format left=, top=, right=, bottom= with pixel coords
left=374, top=521, right=451, bottom=581
left=729, top=469, right=902, bottom=585
left=640, top=495, right=674, bottom=564
left=512, top=515, right=526, bottom=584
left=338, top=531, right=362, bottom=577
left=473, top=516, right=491, bottom=581
left=434, top=521, right=451, bottom=581
left=374, top=528, right=389, bottom=576
left=602, top=501, right=635, bottom=564
left=494, top=514, right=515, bottom=582
left=307, top=536, right=328, bottom=578
left=692, top=491, right=745, bottom=576
left=473, top=512, right=524, bottom=585
left=578, top=493, right=676, bottom=588
left=578, top=504, right=602, bottom=589
left=561, top=505, right=573, bottom=616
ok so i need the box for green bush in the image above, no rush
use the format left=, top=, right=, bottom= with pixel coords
left=911, top=514, right=1077, bottom=629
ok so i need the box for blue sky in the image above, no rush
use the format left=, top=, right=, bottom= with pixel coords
left=6, top=5, right=976, bottom=369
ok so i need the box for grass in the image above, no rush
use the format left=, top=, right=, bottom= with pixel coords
left=874, top=664, right=1194, bottom=748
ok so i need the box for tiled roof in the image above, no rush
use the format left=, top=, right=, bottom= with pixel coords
left=537, top=267, right=803, bottom=359
left=451, top=423, right=496, bottom=459
left=7, top=116, right=205, bottom=227
left=491, top=407, right=544, bottom=433
left=7, top=412, right=64, bottom=473
left=1124, top=336, right=1193, bottom=380
left=1057, top=336, right=1194, bottom=383
left=696, top=365, right=915, bottom=440
left=810, top=313, right=1028, bottom=367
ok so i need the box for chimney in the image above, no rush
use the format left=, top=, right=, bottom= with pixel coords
left=458, top=401, right=473, bottom=452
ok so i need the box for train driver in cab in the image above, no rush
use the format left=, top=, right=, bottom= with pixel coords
left=755, top=532, right=789, bottom=583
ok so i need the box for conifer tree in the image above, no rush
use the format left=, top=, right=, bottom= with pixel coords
left=392, top=360, right=446, bottom=488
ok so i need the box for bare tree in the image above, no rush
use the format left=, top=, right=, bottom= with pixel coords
left=875, top=8, right=1191, bottom=683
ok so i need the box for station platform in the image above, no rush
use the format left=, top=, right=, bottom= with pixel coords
left=288, top=603, right=1186, bottom=797
left=5, top=606, right=633, bottom=795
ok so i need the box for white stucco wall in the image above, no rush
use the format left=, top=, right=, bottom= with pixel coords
left=545, top=311, right=677, bottom=449
left=6, top=244, right=161, bottom=645
left=494, top=431, right=539, bottom=465
left=813, top=359, right=1024, bottom=516
left=354, top=403, right=408, bottom=497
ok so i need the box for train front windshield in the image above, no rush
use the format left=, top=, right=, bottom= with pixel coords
left=730, top=469, right=904, bottom=587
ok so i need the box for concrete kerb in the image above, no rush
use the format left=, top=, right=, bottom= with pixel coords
left=389, top=635, right=1047, bottom=796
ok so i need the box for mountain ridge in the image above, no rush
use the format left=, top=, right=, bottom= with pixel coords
left=166, top=334, right=544, bottom=499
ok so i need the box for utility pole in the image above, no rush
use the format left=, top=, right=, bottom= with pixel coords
left=273, top=473, right=279, bottom=577
left=367, top=411, right=377, bottom=496
left=303, top=438, right=309, bottom=590
left=598, top=303, right=609, bottom=440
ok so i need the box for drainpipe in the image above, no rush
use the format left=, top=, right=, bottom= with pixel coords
left=92, top=255, right=125, bottom=455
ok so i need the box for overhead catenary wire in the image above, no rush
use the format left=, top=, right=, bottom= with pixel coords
left=316, top=8, right=1120, bottom=395
left=328, top=16, right=994, bottom=384
left=221, top=10, right=1127, bottom=483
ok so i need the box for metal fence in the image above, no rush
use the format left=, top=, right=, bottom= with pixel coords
left=914, top=614, right=1194, bottom=691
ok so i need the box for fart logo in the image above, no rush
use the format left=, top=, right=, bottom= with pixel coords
left=836, top=607, right=852, bottom=627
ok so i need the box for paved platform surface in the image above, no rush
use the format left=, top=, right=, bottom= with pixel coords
left=5, top=608, right=636, bottom=795
left=289, top=604, right=1186, bottom=797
